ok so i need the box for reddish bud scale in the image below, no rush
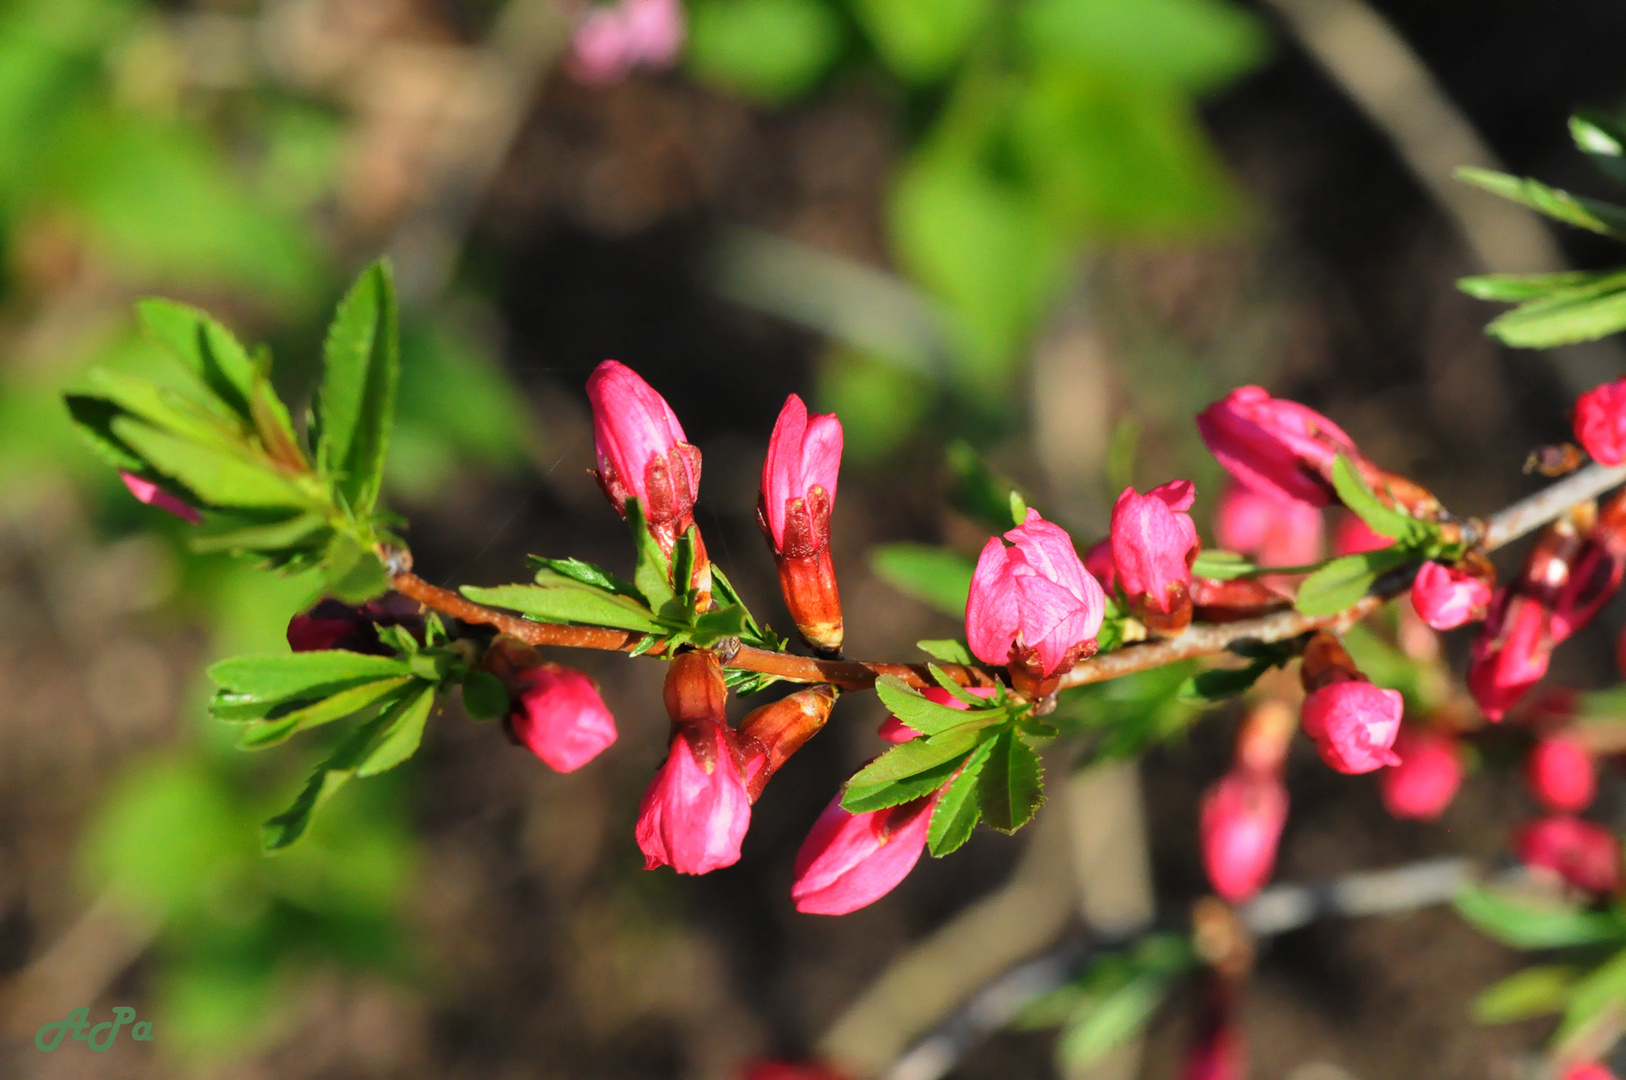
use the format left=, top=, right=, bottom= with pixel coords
left=736, top=684, right=838, bottom=801
left=1190, top=576, right=1289, bottom=622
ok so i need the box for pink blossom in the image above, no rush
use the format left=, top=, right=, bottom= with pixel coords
left=966, top=509, right=1105, bottom=678
left=760, top=394, right=842, bottom=551
left=759, top=394, right=844, bottom=651
left=1380, top=728, right=1463, bottom=821
left=1332, top=513, right=1391, bottom=556
left=1083, top=537, right=1115, bottom=593
left=119, top=470, right=201, bottom=524
left=1300, top=680, right=1403, bottom=773
left=1561, top=1064, right=1618, bottom=1080
left=570, top=0, right=685, bottom=86
left=1527, top=736, right=1597, bottom=814
left=1213, top=480, right=1323, bottom=568
left=1410, top=561, right=1492, bottom=630
left=1200, top=770, right=1288, bottom=903
left=508, top=664, right=618, bottom=773
left=587, top=359, right=701, bottom=541
left=1110, top=480, right=1199, bottom=615
left=1196, top=386, right=1365, bottom=507
left=635, top=719, right=752, bottom=874
left=1468, top=592, right=1554, bottom=721
left=1516, top=816, right=1622, bottom=895
left=790, top=792, right=934, bottom=915
left=1574, top=378, right=1626, bottom=466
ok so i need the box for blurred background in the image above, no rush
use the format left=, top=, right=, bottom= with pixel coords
left=3, top=0, right=1626, bottom=1076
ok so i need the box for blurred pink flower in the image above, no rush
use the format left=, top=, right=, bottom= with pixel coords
left=1332, top=512, right=1391, bottom=556
left=1575, top=377, right=1626, bottom=466
left=1380, top=728, right=1462, bottom=821
left=1517, top=816, right=1622, bottom=895
left=1212, top=480, right=1323, bottom=568
left=119, top=470, right=201, bottom=524
left=1527, top=736, right=1597, bottom=814
left=966, top=509, right=1105, bottom=678
left=1410, top=561, right=1492, bottom=630
left=1561, top=1063, right=1618, bottom=1080
left=570, top=0, right=685, bottom=86
left=1200, top=769, right=1288, bottom=903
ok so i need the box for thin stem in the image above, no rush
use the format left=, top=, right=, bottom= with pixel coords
left=389, top=461, right=1624, bottom=694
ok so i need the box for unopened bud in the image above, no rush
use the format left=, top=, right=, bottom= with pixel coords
left=760, top=394, right=846, bottom=653
left=737, top=685, right=838, bottom=800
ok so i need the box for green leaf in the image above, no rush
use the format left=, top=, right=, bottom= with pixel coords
left=209, top=651, right=412, bottom=702
left=1057, top=969, right=1178, bottom=1071
left=687, top=0, right=842, bottom=103
left=918, top=638, right=974, bottom=663
left=1330, top=454, right=1428, bottom=543
left=848, top=723, right=992, bottom=787
left=691, top=605, right=751, bottom=645
left=947, top=441, right=1026, bottom=532
left=1454, top=886, right=1626, bottom=950
left=190, top=511, right=330, bottom=556
left=461, top=583, right=666, bottom=634
left=321, top=535, right=391, bottom=604
left=927, top=738, right=995, bottom=856
left=1019, top=0, right=1265, bottom=92
left=528, top=556, right=641, bottom=599
left=110, top=416, right=311, bottom=510
left=64, top=393, right=149, bottom=473
left=461, top=671, right=509, bottom=721
left=1294, top=546, right=1411, bottom=617
left=316, top=260, right=399, bottom=516
left=976, top=729, right=1045, bottom=832
left=1456, top=166, right=1626, bottom=239
left=1485, top=274, right=1626, bottom=349
left=625, top=499, right=677, bottom=610
left=137, top=298, right=259, bottom=421
left=1459, top=270, right=1621, bottom=303
left=262, top=710, right=394, bottom=851
left=1190, top=550, right=1257, bottom=580
left=843, top=755, right=968, bottom=813
left=356, top=684, right=436, bottom=776
left=927, top=663, right=990, bottom=707
left=236, top=676, right=415, bottom=749
left=1558, top=948, right=1626, bottom=1045
left=872, top=543, right=975, bottom=617
left=1472, top=965, right=1577, bottom=1024
left=874, top=674, right=996, bottom=736
left=85, top=368, right=245, bottom=449
left=1571, top=112, right=1626, bottom=187
left=1177, top=659, right=1273, bottom=703
left=852, top=0, right=989, bottom=82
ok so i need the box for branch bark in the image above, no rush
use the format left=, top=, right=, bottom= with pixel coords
left=388, top=462, right=1625, bottom=694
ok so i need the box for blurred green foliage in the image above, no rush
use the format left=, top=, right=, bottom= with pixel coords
left=689, top=0, right=1266, bottom=455
left=0, top=0, right=529, bottom=1062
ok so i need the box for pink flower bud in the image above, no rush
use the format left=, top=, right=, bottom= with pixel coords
left=1182, top=1019, right=1245, bottom=1080
left=1562, top=1063, right=1618, bottom=1080
left=508, top=664, right=618, bottom=773
left=1410, top=561, right=1492, bottom=630
left=1332, top=512, right=1391, bottom=556
left=1213, top=480, right=1324, bottom=568
left=119, top=470, right=201, bottom=524
left=790, top=792, right=934, bottom=915
left=759, top=395, right=844, bottom=651
left=1110, top=480, right=1200, bottom=633
left=736, top=684, right=837, bottom=800
left=966, top=509, right=1105, bottom=679
left=635, top=653, right=751, bottom=874
left=569, top=0, right=685, bottom=86
left=1380, top=728, right=1463, bottom=821
left=1300, top=681, right=1403, bottom=773
left=1527, top=736, right=1597, bottom=814
left=1196, top=386, right=1365, bottom=507
left=1200, top=770, right=1288, bottom=902
left=1468, top=592, right=1553, bottom=721
left=1516, top=816, right=1622, bottom=895
left=587, top=360, right=702, bottom=544
left=1574, top=377, right=1626, bottom=466
left=742, top=1061, right=852, bottom=1080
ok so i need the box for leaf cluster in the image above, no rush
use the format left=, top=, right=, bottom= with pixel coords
left=66, top=261, right=403, bottom=602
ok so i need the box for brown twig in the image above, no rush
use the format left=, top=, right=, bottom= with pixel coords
left=388, top=461, right=1626, bottom=695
